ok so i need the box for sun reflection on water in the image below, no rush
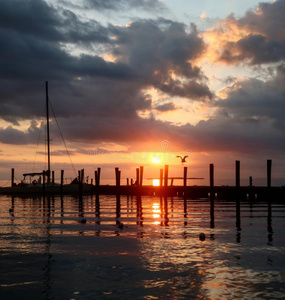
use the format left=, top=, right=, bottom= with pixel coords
left=152, top=202, right=161, bottom=225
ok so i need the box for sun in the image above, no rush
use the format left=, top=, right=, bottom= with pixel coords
left=152, top=157, right=160, bottom=163
left=152, top=179, right=160, bottom=186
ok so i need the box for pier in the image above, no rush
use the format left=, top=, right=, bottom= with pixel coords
left=0, top=160, right=284, bottom=201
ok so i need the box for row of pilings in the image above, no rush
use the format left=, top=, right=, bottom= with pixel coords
left=6, top=159, right=285, bottom=201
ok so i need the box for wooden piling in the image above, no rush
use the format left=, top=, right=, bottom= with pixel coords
left=11, top=168, right=14, bottom=188
left=136, top=168, right=139, bottom=186
left=183, top=167, right=187, bottom=188
left=139, top=166, right=144, bottom=187
left=235, top=160, right=240, bottom=189
left=164, top=165, right=169, bottom=187
left=81, top=169, right=84, bottom=183
left=267, top=159, right=272, bottom=189
left=97, top=168, right=101, bottom=186
left=79, top=169, right=84, bottom=196
left=160, top=169, right=163, bottom=188
left=115, top=167, right=121, bottom=187
left=210, top=164, right=214, bottom=193
left=209, top=164, right=214, bottom=224
left=43, top=170, right=46, bottom=195
left=78, top=170, right=81, bottom=183
left=52, top=171, right=55, bottom=185
left=60, top=170, right=64, bottom=196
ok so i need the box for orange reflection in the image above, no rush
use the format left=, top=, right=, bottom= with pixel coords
left=152, top=202, right=161, bottom=225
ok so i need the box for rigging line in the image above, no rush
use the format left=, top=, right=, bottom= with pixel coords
left=49, top=100, right=77, bottom=177
left=0, top=179, right=11, bottom=188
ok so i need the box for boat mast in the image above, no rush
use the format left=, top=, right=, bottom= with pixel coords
left=45, top=81, right=51, bottom=183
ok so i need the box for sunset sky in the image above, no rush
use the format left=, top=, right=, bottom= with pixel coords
left=0, top=0, right=284, bottom=186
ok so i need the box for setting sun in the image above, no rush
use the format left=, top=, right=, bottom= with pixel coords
left=152, top=157, right=160, bottom=163
left=152, top=179, right=160, bottom=186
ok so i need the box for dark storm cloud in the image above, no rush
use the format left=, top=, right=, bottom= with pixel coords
left=3, top=0, right=282, bottom=158
left=220, top=33, right=285, bottom=65
left=0, top=0, right=110, bottom=44
left=0, top=120, right=42, bottom=145
left=154, top=102, right=177, bottom=112
left=0, top=0, right=212, bottom=128
left=215, top=64, right=285, bottom=130
left=84, top=0, right=165, bottom=11
left=111, top=20, right=213, bottom=100
left=218, top=0, right=285, bottom=65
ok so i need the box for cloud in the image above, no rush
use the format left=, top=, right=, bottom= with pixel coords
left=0, top=0, right=284, bottom=162
left=84, top=0, right=165, bottom=11
left=154, top=102, right=177, bottom=112
left=110, top=20, right=213, bottom=100
left=215, top=64, right=285, bottom=129
left=206, top=0, right=285, bottom=65
left=0, top=0, right=212, bottom=126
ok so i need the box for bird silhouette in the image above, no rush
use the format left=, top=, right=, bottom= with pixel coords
left=176, top=155, right=188, bottom=163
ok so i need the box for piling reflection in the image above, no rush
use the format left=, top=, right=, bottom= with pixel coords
left=42, top=196, right=52, bottom=299
left=1, top=195, right=284, bottom=299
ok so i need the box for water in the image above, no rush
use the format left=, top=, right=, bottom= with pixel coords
left=0, top=195, right=284, bottom=299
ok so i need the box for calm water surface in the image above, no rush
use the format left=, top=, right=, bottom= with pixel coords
left=0, top=194, right=284, bottom=299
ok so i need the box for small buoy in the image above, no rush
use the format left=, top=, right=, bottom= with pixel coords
left=80, top=218, right=86, bottom=224
left=199, top=233, right=206, bottom=241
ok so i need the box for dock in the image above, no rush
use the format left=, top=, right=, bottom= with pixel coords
left=0, top=160, right=284, bottom=201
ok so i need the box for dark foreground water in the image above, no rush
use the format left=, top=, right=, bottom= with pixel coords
left=0, top=195, right=284, bottom=299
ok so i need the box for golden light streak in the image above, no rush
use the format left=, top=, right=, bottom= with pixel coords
left=152, top=202, right=161, bottom=225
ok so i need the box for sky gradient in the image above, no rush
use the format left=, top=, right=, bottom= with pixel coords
left=0, top=0, right=284, bottom=186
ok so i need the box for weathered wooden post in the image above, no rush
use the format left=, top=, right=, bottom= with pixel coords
left=267, top=159, right=272, bottom=189
left=210, top=164, right=214, bottom=228
left=183, top=167, right=187, bottom=188
left=235, top=160, right=240, bottom=189
left=97, top=168, right=101, bottom=186
left=43, top=170, right=46, bottom=195
left=164, top=165, right=168, bottom=187
left=267, top=160, right=272, bottom=226
left=79, top=169, right=84, bottom=197
left=60, top=170, right=64, bottom=196
left=81, top=169, right=84, bottom=183
left=249, top=176, right=252, bottom=187
left=127, top=178, right=129, bottom=186
left=11, top=168, right=14, bottom=188
left=78, top=170, right=81, bottom=183
left=160, top=169, right=163, bottom=188
left=115, top=167, right=121, bottom=187
left=139, top=166, right=144, bottom=187
left=210, top=164, right=214, bottom=199
left=235, top=161, right=241, bottom=231
left=136, top=168, right=139, bottom=186
left=52, top=171, right=55, bottom=185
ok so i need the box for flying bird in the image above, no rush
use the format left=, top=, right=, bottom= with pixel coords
left=176, top=155, right=188, bottom=163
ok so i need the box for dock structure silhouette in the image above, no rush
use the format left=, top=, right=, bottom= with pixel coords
left=1, top=159, right=284, bottom=201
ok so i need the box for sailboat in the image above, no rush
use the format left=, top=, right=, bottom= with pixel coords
left=1, top=82, right=93, bottom=195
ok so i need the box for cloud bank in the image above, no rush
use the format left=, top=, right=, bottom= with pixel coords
left=0, top=0, right=284, bottom=163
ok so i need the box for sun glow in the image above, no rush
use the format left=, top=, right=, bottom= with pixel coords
left=152, top=157, right=160, bottom=163
left=152, top=179, right=160, bottom=186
